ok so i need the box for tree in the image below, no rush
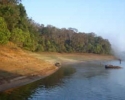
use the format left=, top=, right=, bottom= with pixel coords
left=10, top=28, right=25, bottom=47
left=16, top=3, right=27, bottom=31
left=0, top=17, right=10, bottom=44
left=0, top=5, right=20, bottom=31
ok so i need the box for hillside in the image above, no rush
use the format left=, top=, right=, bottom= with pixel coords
left=0, top=42, right=115, bottom=82
left=0, top=42, right=57, bottom=86
left=0, top=42, right=116, bottom=91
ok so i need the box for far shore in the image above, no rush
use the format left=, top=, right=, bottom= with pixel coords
left=0, top=46, right=116, bottom=92
left=30, top=52, right=116, bottom=65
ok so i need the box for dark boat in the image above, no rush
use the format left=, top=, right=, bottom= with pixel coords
left=55, top=62, right=61, bottom=67
left=105, top=65, right=122, bottom=69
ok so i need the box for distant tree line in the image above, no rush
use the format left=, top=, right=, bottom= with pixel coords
left=0, top=0, right=111, bottom=54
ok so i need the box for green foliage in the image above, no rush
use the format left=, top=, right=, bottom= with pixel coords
left=0, top=5, right=20, bottom=31
left=10, top=28, right=25, bottom=47
left=23, top=33, right=38, bottom=51
left=16, top=3, right=28, bottom=31
left=0, top=17, right=10, bottom=44
left=36, top=44, right=44, bottom=52
left=38, top=26, right=111, bottom=54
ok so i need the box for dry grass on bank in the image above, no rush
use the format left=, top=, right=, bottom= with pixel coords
left=0, top=43, right=56, bottom=81
left=34, top=52, right=116, bottom=62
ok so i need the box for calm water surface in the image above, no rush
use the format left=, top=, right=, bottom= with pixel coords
left=0, top=60, right=125, bottom=100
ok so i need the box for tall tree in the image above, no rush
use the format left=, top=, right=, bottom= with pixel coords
left=0, top=17, right=10, bottom=44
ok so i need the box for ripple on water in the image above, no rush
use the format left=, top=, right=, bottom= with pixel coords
left=1, top=61, right=125, bottom=100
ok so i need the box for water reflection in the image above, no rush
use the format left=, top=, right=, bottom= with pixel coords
left=73, top=62, right=108, bottom=79
left=0, top=65, right=76, bottom=100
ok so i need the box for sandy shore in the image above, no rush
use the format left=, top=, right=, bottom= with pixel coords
left=0, top=44, right=116, bottom=92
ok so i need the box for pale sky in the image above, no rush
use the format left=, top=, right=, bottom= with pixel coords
left=22, top=0, right=125, bottom=51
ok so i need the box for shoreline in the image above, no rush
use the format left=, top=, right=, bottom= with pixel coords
left=0, top=66, right=60, bottom=92
left=0, top=51, right=116, bottom=92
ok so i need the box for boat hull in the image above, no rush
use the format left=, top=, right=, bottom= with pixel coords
left=105, top=65, right=122, bottom=69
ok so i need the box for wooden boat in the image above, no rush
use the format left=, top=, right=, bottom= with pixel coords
left=105, top=65, right=122, bottom=69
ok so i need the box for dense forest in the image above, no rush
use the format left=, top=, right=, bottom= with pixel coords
left=0, top=0, right=111, bottom=54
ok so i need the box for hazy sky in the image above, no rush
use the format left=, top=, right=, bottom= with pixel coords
left=22, top=0, right=125, bottom=51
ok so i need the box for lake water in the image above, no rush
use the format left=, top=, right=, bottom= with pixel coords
left=0, top=60, right=125, bottom=100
